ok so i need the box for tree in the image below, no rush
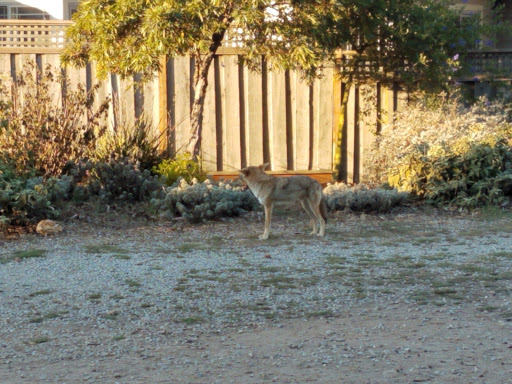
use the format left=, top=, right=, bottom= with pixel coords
left=62, top=0, right=334, bottom=158
left=62, top=0, right=490, bottom=167
left=313, top=0, right=492, bottom=179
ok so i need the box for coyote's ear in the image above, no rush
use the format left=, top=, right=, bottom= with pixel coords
left=259, top=163, right=269, bottom=170
left=239, top=167, right=250, bottom=177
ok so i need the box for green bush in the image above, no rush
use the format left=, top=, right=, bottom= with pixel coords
left=366, top=97, right=512, bottom=208
left=85, top=160, right=164, bottom=203
left=151, top=178, right=258, bottom=222
left=153, top=153, right=207, bottom=186
left=0, top=160, right=73, bottom=225
left=0, top=62, right=109, bottom=178
left=365, top=97, right=512, bottom=185
left=324, top=183, right=409, bottom=213
left=388, top=140, right=512, bottom=208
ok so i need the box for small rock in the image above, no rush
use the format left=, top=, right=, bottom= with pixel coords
left=36, top=220, right=63, bottom=235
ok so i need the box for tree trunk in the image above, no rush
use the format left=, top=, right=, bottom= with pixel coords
left=186, top=53, right=215, bottom=158
left=186, top=19, right=231, bottom=159
left=334, top=76, right=352, bottom=181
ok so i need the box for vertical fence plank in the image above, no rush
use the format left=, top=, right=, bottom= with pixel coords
left=103, top=74, right=116, bottom=130
left=201, top=59, right=218, bottom=172
left=142, top=75, right=160, bottom=142
left=65, top=64, right=88, bottom=126
left=0, top=53, right=10, bottom=76
left=40, top=52, right=61, bottom=69
left=69, top=66, right=88, bottom=126
left=18, top=53, right=36, bottom=73
left=0, top=54, right=11, bottom=102
left=66, top=64, right=86, bottom=91
left=397, top=88, right=408, bottom=112
left=314, top=66, right=334, bottom=171
left=268, top=69, right=287, bottom=170
left=291, top=71, right=311, bottom=170
left=359, top=85, right=377, bottom=182
left=0, top=53, right=11, bottom=85
left=110, top=73, right=123, bottom=128
left=41, top=53, right=62, bottom=106
left=244, top=62, right=264, bottom=167
left=332, top=66, right=343, bottom=178
left=165, top=59, right=176, bottom=155
left=319, top=68, right=333, bottom=171
left=345, top=85, right=357, bottom=183
left=12, top=54, right=36, bottom=129
left=117, top=76, right=135, bottom=128
left=93, top=65, right=113, bottom=129
left=173, top=56, right=191, bottom=154
left=158, top=56, right=168, bottom=154
left=219, top=54, right=241, bottom=171
left=379, top=83, right=390, bottom=127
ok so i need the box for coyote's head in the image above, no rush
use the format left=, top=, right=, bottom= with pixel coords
left=239, top=163, right=269, bottom=180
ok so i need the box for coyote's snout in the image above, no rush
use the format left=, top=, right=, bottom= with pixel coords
left=240, top=164, right=327, bottom=240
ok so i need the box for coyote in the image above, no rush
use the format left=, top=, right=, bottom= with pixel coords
left=240, top=164, right=327, bottom=240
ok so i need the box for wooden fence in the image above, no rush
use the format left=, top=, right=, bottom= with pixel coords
left=0, top=21, right=411, bottom=183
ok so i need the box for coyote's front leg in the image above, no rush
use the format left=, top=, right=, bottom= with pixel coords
left=260, top=203, right=273, bottom=240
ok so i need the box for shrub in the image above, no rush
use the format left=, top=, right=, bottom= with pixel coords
left=388, top=140, right=512, bottom=208
left=324, top=183, right=409, bottom=213
left=151, top=178, right=258, bottom=222
left=153, top=153, right=207, bottom=186
left=365, top=97, right=512, bottom=208
left=85, top=160, right=164, bottom=203
left=0, top=62, right=109, bottom=178
left=93, top=97, right=164, bottom=170
left=0, top=160, right=73, bottom=225
left=365, top=97, right=512, bottom=185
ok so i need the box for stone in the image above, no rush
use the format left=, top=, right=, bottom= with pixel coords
left=36, top=220, right=63, bottom=235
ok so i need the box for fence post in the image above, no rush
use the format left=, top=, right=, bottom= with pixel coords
left=158, top=55, right=169, bottom=155
left=332, top=62, right=343, bottom=180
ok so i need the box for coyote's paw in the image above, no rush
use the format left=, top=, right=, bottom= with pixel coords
left=259, top=234, right=269, bottom=240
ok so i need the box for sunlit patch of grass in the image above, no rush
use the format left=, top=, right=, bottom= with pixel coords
left=2, top=249, right=48, bottom=263
left=409, top=290, right=432, bottom=305
left=305, top=310, right=335, bottom=319
left=85, top=244, right=129, bottom=255
left=30, top=337, right=50, bottom=344
left=433, top=287, right=458, bottom=297
left=489, top=251, right=512, bottom=259
left=125, top=279, right=141, bottom=287
left=29, top=289, right=52, bottom=297
left=102, top=310, right=120, bottom=320
left=181, top=316, right=203, bottom=325
left=479, top=305, right=500, bottom=312
left=112, top=254, right=131, bottom=260
left=501, top=311, right=512, bottom=321
left=88, top=293, right=102, bottom=301
left=29, top=311, right=67, bottom=323
left=423, top=253, right=451, bottom=261
left=324, top=255, right=347, bottom=270
left=261, top=275, right=297, bottom=289
left=457, top=264, right=495, bottom=275
left=177, top=242, right=204, bottom=253
left=16, top=249, right=48, bottom=259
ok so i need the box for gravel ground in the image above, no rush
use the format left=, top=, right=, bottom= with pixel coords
left=1, top=206, right=512, bottom=383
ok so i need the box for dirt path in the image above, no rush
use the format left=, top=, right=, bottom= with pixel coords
left=1, top=208, right=512, bottom=383
left=4, top=302, right=510, bottom=384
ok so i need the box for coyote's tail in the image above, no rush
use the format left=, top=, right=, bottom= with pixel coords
left=320, top=196, right=328, bottom=224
